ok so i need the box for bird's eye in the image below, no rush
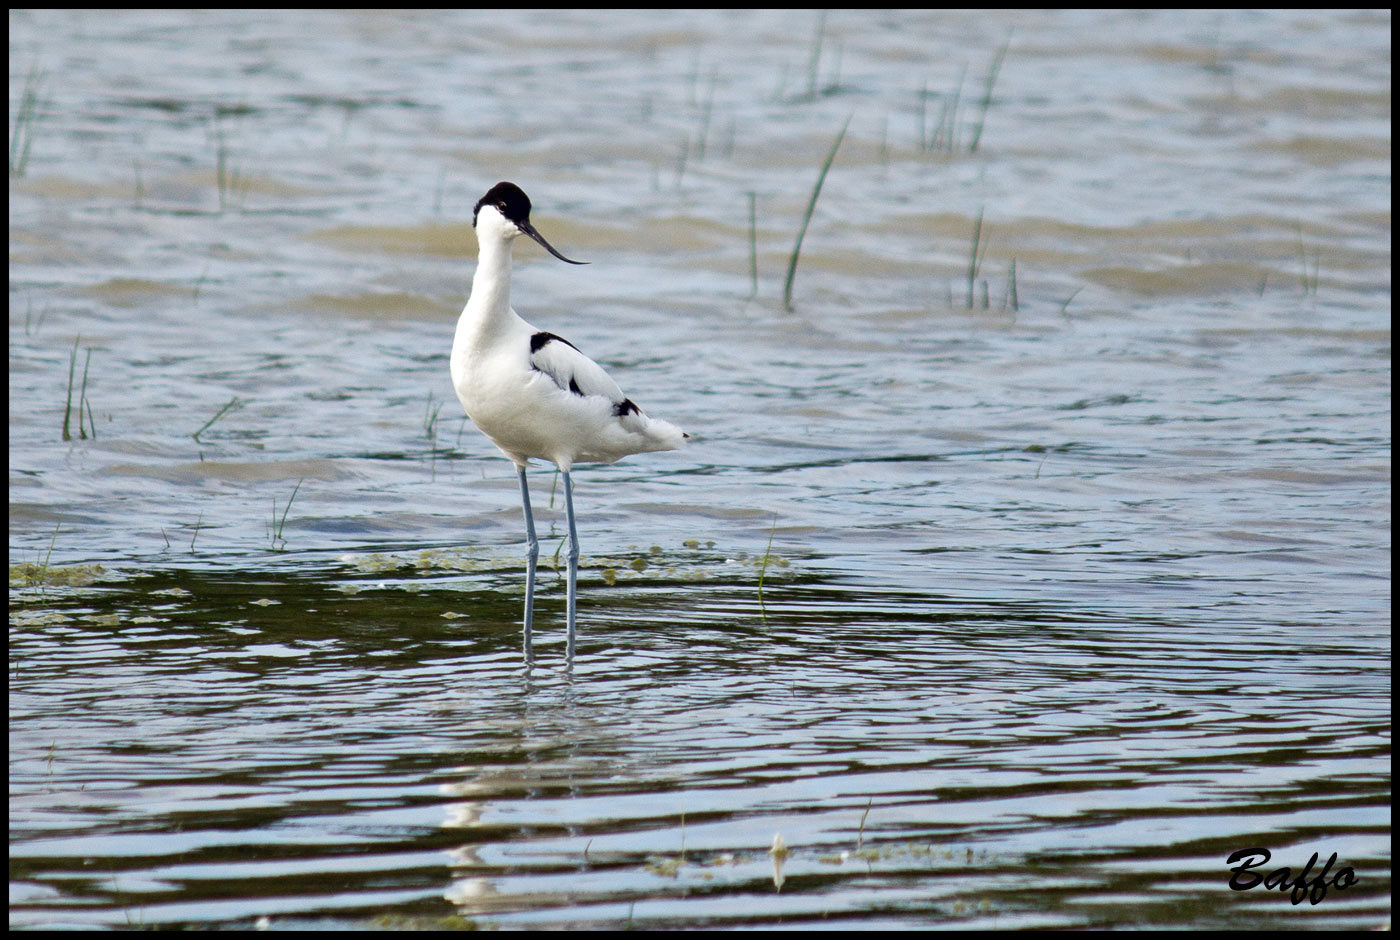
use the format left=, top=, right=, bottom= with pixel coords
left=497, top=202, right=507, bottom=213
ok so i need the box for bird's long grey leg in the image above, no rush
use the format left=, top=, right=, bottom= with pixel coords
left=562, top=469, right=579, bottom=661
left=518, top=465, right=537, bottom=662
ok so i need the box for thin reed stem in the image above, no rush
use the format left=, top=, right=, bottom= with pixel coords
left=965, top=208, right=985, bottom=308
left=747, top=191, right=758, bottom=299
left=784, top=114, right=852, bottom=311
left=193, top=397, right=244, bottom=442
left=805, top=10, right=826, bottom=100
left=968, top=36, right=1011, bottom=153
left=62, top=336, right=78, bottom=442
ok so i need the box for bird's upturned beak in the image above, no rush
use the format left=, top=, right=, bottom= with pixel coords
left=521, top=220, right=588, bottom=265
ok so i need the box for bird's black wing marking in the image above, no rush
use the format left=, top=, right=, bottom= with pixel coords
left=528, top=330, right=631, bottom=407
left=530, top=330, right=577, bottom=354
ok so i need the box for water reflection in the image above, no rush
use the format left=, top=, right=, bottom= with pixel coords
left=11, top=549, right=1390, bottom=926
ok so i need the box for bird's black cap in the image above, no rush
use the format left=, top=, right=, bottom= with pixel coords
left=474, top=181, right=531, bottom=228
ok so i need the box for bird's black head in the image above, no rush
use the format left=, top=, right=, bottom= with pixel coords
left=471, top=180, right=587, bottom=265
left=473, top=181, right=531, bottom=229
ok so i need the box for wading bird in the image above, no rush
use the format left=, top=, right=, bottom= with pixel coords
left=450, top=182, right=686, bottom=661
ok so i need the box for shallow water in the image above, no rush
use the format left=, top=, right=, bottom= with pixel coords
left=9, top=9, right=1391, bottom=930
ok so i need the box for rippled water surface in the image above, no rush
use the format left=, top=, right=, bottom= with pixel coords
left=9, top=9, right=1390, bottom=930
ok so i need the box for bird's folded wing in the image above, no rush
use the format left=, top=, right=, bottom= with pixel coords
left=529, top=331, right=628, bottom=405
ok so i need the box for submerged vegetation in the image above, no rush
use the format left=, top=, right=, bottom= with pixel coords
left=267, top=478, right=304, bottom=550
left=1296, top=223, right=1321, bottom=296
left=637, top=805, right=1001, bottom=921
left=346, top=536, right=794, bottom=591
left=211, top=107, right=251, bottom=211
left=192, top=396, right=244, bottom=443
left=756, top=514, right=778, bottom=621
left=62, top=337, right=96, bottom=442
left=963, top=208, right=1020, bottom=313
left=654, top=20, right=1019, bottom=314
left=10, top=525, right=109, bottom=591
left=783, top=114, right=851, bottom=311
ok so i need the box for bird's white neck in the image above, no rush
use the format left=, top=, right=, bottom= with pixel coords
left=465, top=234, right=515, bottom=329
